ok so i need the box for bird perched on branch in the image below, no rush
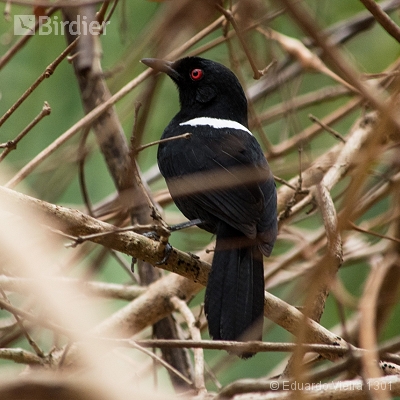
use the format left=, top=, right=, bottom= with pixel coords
left=141, top=56, right=277, bottom=356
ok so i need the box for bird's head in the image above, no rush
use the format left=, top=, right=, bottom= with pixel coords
left=141, top=56, right=248, bottom=125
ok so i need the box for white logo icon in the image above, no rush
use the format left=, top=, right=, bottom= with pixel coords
left=14, top=15, right=35, bottom=35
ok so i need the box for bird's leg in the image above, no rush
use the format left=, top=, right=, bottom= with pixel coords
left=169, top=218, right=204, bottom=232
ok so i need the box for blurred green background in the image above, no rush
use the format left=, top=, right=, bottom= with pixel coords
left=1, top=0, right=400, bottom=392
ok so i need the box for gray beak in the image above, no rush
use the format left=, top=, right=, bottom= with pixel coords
left=141, top=58, right=181, bottom=81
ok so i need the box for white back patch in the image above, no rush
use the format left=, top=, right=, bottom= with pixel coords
left=180, top=117, right=252, bottom=136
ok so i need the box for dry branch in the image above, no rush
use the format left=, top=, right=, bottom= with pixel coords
left=0, top=185, right=351, bottom=358
left=218, top=375, right=400, bottom=399
left=2, top=1, right=400, bottom=398
left=0, top=275, right=146, bottom=301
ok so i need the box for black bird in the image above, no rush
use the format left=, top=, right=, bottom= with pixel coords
left=142, top=57, right=277, bottom=350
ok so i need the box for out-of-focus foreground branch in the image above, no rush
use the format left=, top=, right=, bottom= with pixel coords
left=1, top=0, right=400, bottom=399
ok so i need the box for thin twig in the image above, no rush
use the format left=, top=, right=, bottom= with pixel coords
left=0, top=0, right=104, bottom=6
left=170, top=296, right=206, bottom=394
left=274, top=175, right=298, bottom=191
left=350, top=222, right=400, bottom=245
left=359, top=0, right=400, bottom=43
left=0, top=7, right=58, bottom=70
left=77, top=126, right=94, bottom=216
left=0, top=41, right=77, bottom=128
left=129, top=339, right=350, bottom=355
left=0, top=288, right=44, bottom=357
left=135, top=133, right=192, bottom=153
left=3, top=1, right=11, bottom=21
left=0, top=348, right=45, bottom=365
left=127, top=339, right=193, bottom=386
left=0, top=298, right=73, bottom=337
left=216, top=4, right=263, bottom=79
left=128, top=102, right=171, bottom=263
left=309, top=114, right=346, bottom=143
left=359, top=255, right=394, bottom=400
left=52, top=224, right=168, bottom=248
left=0, top=102, right=51, bottom=162
left=257, top=26, right=359, bottom=93
left=256, top=85, right=351, bottom=126
left=0, top=275, right=146, bottom=301
left=271, top=97, right=362, bottom=159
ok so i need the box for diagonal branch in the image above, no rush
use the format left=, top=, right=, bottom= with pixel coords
left=0, top=185, right=348, bottom=357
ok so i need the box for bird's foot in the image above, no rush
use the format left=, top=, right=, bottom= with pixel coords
left=142, top=219, right=203, bottom=265
left=155, top=242, right=173, bottom=265
left=141, top=231, right=172, bottom=265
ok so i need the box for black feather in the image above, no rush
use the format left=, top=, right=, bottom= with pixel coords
left=142, top=56, right=278, bottom=357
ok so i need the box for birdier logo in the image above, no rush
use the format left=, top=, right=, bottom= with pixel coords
left=14, top=15, right=35, bottom=35
left=14, top=15, right=110, bottom=36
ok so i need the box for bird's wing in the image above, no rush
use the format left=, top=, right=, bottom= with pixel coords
left=158, top=126, right=275, bottom=239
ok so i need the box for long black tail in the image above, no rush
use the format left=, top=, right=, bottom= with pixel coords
left=204, top=223, right=265, bottom=349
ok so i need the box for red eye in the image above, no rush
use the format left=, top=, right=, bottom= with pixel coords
left=190, top=68, right=204, bottom=81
